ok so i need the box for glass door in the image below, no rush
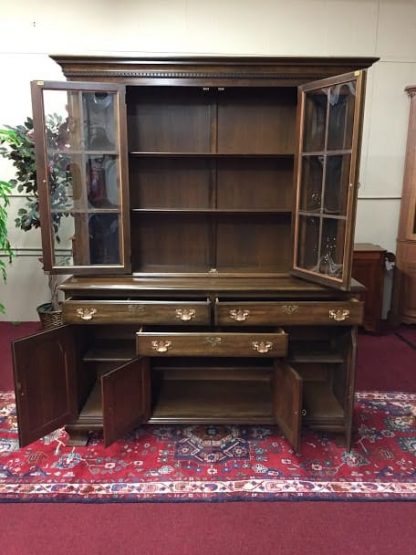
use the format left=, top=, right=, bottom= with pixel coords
left=31, top=81, right=130, bottom=273
left=292, top=71, right=365, bottom=290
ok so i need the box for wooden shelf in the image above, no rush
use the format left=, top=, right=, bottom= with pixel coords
left=130, top=152, right=295, bottom=158
left=83, top=341, right=136, bottom=362
left=131, top=208, right=292, bottom=215
left=150, top=379, right=274, bottom=424
left=288, top=352, right=345, bottom=364
left=302, top=381, right=345, bottom=429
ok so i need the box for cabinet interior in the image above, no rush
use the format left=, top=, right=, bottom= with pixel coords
left=127, top=86, right=297, bottom=275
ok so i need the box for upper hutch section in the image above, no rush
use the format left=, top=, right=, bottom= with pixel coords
left=33, top=56, right=376, bottom=286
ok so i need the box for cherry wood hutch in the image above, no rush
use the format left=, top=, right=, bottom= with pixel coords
left=12, top=55, right=377, bottom=452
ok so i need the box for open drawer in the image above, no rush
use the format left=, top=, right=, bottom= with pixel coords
left=136, top=327, right=288, bottom=357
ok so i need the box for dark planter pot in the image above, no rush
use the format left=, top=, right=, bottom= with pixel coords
left=36, top=302, right=63, bottom=329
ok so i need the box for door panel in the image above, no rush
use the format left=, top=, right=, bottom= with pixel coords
left=101, top=357, right=150, bottom=446
left=31, top=80, right=131, bottom=274
left=292, top=71, right=365, bottom=290
left=12, top=326, right=77, bottom=447
left=273, top=360, right=303, bottom=452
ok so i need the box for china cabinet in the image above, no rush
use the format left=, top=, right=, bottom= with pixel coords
left=392, top=85, right=416, bottom=324
left=12, top=56, right=377, bottom=452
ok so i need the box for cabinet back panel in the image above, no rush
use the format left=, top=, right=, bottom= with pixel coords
left=127, top=88, right=211, bottom=153
left=216, top=158, right=293, bottom=210
left=217, top=88, right=297, bottom=154
left=132, top=213, right=211, bottom=272
left=130, top=158, right=211, bottom=209
left=216, top=215, right=291, bottom=273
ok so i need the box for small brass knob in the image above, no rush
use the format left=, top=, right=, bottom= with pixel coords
left=76, top=307, right=97, bottom=321
left=252, top=341, right=273, bottom=354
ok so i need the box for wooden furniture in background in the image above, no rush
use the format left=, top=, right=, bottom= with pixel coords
left=393, top=85, right=416, bottom=324
left=12, top=56, right=377, bottom=452
left=352, top=243, right=387, bottom=333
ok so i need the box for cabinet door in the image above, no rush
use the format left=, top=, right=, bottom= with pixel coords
left=12, top=326, right=78, bottom=446
left=292, top=71, right=365, bottom=290
left=273, top=361, right=302, bottom=452
left=31, top=80, right=131, bottom=274
left=101, top=357, right=150, bottom=446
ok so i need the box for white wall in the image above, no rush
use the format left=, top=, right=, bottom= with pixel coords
left=1, top=0, right=416, bottom=320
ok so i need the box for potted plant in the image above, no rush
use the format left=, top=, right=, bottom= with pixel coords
left=0, top=116, right=70, bottom=327
left=0, top=179, right=13, bottom=314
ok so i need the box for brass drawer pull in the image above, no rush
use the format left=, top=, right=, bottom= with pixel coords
left=151, top=340, right=172, bottom=353
left=175, top=308, right=196, bottom=321
left=229, top=309, right=250, bottom=322
left=76, top=307, right=97, bottom=321
left=252, top=341, right=273, bottom=354
left=329, top=309, right=350, bottom=322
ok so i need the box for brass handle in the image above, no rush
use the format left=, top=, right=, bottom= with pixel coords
left=229, top=309, right=250, bottom=322
left=151, top=340, right=172, bottom=353
left=252, top=341, right=273, bottom=354
left=76, top=307, right=97, bottom=321
left=329, top=309, right=350, bottom=322
left=175, top=308, right=196, bottom=321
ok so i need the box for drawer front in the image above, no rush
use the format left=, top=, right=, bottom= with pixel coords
left=136, top=330, right=288, bottom=357
left=63, top=300, right=210, bottom=325
left=216, top=300, right=363, bottom=326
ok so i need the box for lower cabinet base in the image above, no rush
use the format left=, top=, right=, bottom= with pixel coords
left=65, top=366, right=350, bottom=449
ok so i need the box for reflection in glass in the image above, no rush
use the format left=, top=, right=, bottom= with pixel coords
left=83, top=92, right=116, bottom=151
left=86, top=155, right=119, bottom=209
left=303, top=89, right=327, bottom=152
left=43, top=90, right=81, bottom=151
left=319, top=218, right=345, bottom=278
left=89, top=214, right=120, bottom=264
left=300, top=156, right=324, bottom=212
left=297, top=216, right=320, bottom=271
left=324, top=155, right=350, bottom=215
left=328, top=82, right=356, bottom=151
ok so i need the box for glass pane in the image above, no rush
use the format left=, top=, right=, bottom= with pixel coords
left=86, top=155, right=119, bottom=209
left=83, top=92, right=116, bottom=151
left=297, top=216, right=320, bottom=271
left=318, top=218, right=346, bottom=278
left=328, top=81, right=356, bottom=151
left=88, top=214, right=120, bottom=264
left=51, top=213, right=121, bottom=266
left=323, top=155, right=351, bottom=216
left=48, top=152, right=82, bottom=212
left=300, top=156, right=324, bottom=212
left=303, top=89, right=327, bottom=152
left=43, top=90, right=82, bottom=151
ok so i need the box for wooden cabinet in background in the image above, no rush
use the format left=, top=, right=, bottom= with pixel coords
left=392, top=85, right=416, bottom=324
left=352, top=243, right=387, bottom=333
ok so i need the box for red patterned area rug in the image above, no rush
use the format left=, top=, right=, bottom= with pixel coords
left=0, top=391, right=415, bottom=503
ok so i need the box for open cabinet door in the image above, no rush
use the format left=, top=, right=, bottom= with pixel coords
left=101, top=358, right=150, bottom=446
left=31, top=80, right=131, bottom=275
left=292, top=71, right=366, bottom=290
left=12, top=326, right=78, bottom=447
left=273, top=360, right=303, bottom=453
